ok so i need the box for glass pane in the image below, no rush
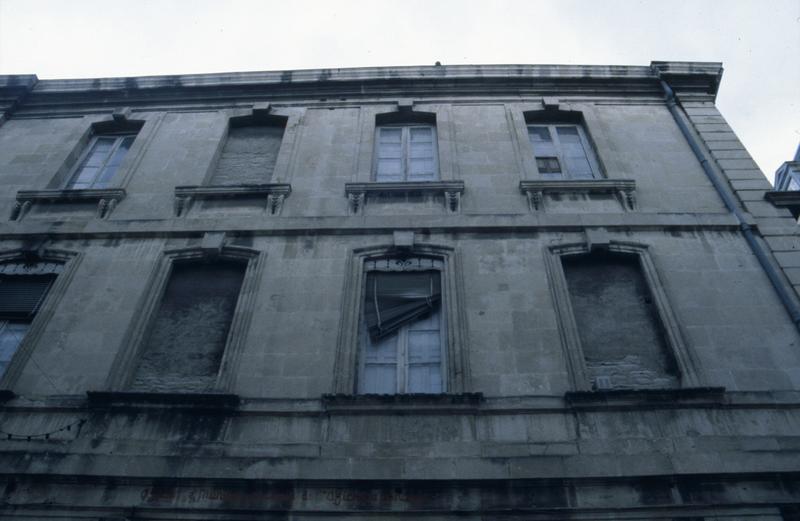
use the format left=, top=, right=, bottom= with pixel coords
left=376, top=159, right=403, bottom=181
left=379, top=128, right=402, bottom=143
left=0, top=322, right=29, bottom=378
left=362, top=363, right=397, bottom=394
left=409, top=127, right=433, bottom=142
left=106, top=137, right=134, bottom=167
left=365, top=333, right=398, bottom=363
left=68, top=166, right=100, bottom=188
left=83, top=138, right=115, bottom=166
left=536, top=157, right=561, bottom=174
left=378, top=141, right=403, bottom=159
left=528, top=126, right=551, bottom=142
left=564, top=156, right=594, bottom=179
left=409, top=158, right=435, bottom=178
left=789, top=177, right=800, bottom=191
left=408, top=331, right=441, bottom=363
left=95, top=164, right=121, bottom=188
left=410, top=142, right=434, bottom=159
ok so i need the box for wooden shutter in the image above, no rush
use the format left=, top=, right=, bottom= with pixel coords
left=0, top=275, right=55, bottom=320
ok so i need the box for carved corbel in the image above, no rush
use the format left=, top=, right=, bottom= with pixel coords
left=10, top=200, right=32, bottom=221
left=348, top=191, right=365, bottom=215
left=618, top=187, right=636, bottom=211
left=525, top=189, right=544, bottom=212
left=267, top=193, right=285, bottom=216
left=444, top=190, right=461, bottom=214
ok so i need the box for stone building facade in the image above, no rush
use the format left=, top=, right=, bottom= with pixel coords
left=1, top=62, right=799, bottom=519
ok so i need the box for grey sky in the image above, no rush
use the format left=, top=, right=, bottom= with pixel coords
left=1, top=0, right=797, bottom=180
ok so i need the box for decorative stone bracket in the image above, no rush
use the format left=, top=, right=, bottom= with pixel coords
left=11, top=188, right=126, bottom=221
left=173, top=183, right=292, bottom=217
left=519, top=179, right=636, bottom=212
left=344, top=180, right=465, bottom=215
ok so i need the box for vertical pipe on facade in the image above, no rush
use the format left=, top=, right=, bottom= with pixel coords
left=656, top=76, right=800, bottom=329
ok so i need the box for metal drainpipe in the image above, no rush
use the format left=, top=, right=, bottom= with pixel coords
left=657, top=76, right=800, bottom=328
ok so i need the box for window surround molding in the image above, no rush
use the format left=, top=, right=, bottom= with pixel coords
left=0, top=247, right=82, bottom=390
left=104, top=241, right=264, bottom=393
left=333, top=242, right=470, bottom=394
left=11, top=109, right=162, bottom=221
left=509, top=102, right=606, bottom=179
left=508, top=102, right=636, bottom=213
left=172, top=106, right=299, bottom=217
left=348, top=103, right=462, bottom=214
left=544, top=239, right=702, bottom=391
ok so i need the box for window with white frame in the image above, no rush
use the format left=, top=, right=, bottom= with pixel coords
left=527, top=124, right=600, bottom=180
left=358, top=257, right=445, bottom=394
left=66, top=130, right=139, bottom=189
left=374, top=125, right=438, bottom=182
left=0, top=262, right=60, bottom=378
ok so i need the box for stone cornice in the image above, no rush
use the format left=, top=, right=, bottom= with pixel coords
left=13, top=62, right=723, bottom=107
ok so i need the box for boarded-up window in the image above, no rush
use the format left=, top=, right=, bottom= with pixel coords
left=0, top=266, right=59, bottom=378
left=375, top=125, right=438, bottom=182
left=562, top=252, right=679, bottom=390
left=210, top=124, right=285, bottom=185
left=131, top=261, right=246, bottom=392
left=359, top=268, right=444, bottom=394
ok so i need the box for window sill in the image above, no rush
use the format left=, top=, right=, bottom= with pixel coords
left=519, top=178, right=636, bottom=212
left=322, top=392, right=483, bottom=412
left=12, top=188, right=126, bottom=220
left=86, top=391, right=240, bottom=411
left=173, top=183, right=292, bottom=217
left=764, top=190, right=800, bottom=219
left=344, top=180, right=465, bottom=215
left=564, top=387, right=725, bottom=410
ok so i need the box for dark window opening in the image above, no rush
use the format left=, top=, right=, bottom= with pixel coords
left=0, top=272, right=56, bottom=378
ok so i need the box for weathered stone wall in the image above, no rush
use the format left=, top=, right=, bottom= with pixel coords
left=0, top=64, right=798, bottom=518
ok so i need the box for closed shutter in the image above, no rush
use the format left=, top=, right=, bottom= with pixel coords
left=0, top=275, right=56, bottom=320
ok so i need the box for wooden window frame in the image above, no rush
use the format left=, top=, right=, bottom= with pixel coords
left=65, top=131, right=139, bottom=189
left=527, top=123, right=601, bottom=180
left=333, top=244, right=470, bottom=395
left=373, top=124, right=440, bottom=182
left=358, top=258, right=446, bottom=394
